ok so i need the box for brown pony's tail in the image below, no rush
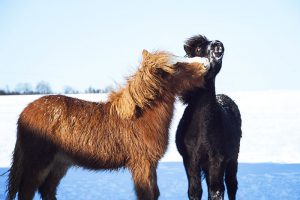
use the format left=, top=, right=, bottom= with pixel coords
left=6, top=138, right=23, bottom=200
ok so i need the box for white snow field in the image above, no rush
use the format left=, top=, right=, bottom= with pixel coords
left=0, top=163, right=300, bottom=200
left=0, top=91, right=300, bottom=199
left=1, top=90, right=300, bottom=167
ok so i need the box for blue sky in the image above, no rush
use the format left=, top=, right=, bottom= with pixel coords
left=0, top=0, right=300, bottom=92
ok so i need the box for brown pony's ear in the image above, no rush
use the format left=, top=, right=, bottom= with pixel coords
left=184, top=45, right=193, bottom=56
left=142, top=49, right=150, bottom=58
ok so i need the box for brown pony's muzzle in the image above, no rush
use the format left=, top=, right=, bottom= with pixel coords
left=172, top=56, right=210, bottom=70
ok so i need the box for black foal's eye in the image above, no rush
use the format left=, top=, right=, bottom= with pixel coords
left=195, top=47, right=201, bottom=53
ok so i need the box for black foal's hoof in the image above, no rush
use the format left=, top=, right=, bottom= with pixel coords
left=209, top=190, right=224, bottom=200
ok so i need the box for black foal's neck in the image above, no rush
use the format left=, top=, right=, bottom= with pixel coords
left=193, top=79, right=216, bottom=105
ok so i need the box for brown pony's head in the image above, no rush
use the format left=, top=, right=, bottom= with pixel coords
left=171, top=56, right=209, bottom=94
left=109, top=49, right=209, bottom=119
left=140, top=49, right=209, bottom=95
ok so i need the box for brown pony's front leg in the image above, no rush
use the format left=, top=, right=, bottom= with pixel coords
left=130, top=161, right=160, bottom=200
left=150, top=165, right=160, bottom=199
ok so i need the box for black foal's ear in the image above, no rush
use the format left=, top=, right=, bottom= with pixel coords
left=184, top=45, right=193, bottom=57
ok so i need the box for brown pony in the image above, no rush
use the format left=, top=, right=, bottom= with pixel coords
left=7, top=50, right=209, bottom=200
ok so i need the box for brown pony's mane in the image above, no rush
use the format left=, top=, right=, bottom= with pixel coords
left=109, top=50, right=176, bottom=119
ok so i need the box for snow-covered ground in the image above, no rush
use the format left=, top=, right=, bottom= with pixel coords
left=2, top=90, right=300, bottom=166
left=1, top=163, right=300, bottom=200
left=1, top=91, right=300, bottom=199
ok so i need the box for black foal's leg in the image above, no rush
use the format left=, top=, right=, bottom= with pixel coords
left=204, top=167, right=210, bottom=198
left=225, top=160, right=238, bottom=200
left=183, top=158, right=202, bottom=200
left=207, top=158, right=225, bottom=200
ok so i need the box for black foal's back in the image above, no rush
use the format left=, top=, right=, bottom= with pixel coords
left=176, top=90, right=242, bottom=200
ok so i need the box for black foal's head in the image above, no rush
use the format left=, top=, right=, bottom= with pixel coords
left=184, top=35, right=224, bottom=79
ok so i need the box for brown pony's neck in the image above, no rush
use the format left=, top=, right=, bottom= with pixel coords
left=108, top=62, right=175, bottom=119
left=108, top=83, right=175, bottom=119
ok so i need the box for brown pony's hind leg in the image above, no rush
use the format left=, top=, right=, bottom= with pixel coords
left=18, top=163, right=53, bottom=200
left=130, top=161, right=159, bottom=200
left=38, top=161, right=70, bottom=200
left=17, top=129, right=57, bottom=200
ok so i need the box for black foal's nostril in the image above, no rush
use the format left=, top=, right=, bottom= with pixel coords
left=215, top=46, right=223, bottom=53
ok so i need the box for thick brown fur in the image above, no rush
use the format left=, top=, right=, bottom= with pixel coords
left=7, top=50, right=207, bottom=200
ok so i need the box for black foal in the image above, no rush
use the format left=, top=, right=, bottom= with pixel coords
left=176, top=35, right=242, bottom=200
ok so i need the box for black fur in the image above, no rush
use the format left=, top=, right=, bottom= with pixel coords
left=176, top=35, right=242, bottom=200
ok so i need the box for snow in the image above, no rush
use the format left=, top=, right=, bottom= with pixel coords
left=1, top=163, right=300, bottom=199
left=1, top=91, right=300, bottom=199
left=1, top=90, right=300, bottom=167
